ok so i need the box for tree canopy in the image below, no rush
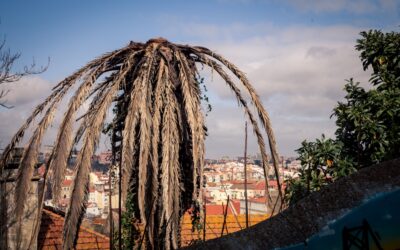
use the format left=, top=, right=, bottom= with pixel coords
left=285, top=29, right=400, bottom=205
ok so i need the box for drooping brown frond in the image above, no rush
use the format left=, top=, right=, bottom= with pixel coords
left=63, top=86, right=112, bottom=249
left=146, top=58, right=166, bottom=245
left=189, top=46, right=283, bottom=203
left=50, top=69, right=101, bottom=204
left=62, top=49, right=142, bottom=249
left=72, top=79, right=112, bottom=147
left=194, top=54, right=273, bottom=206
left=14, top=87, right=68, bottom=223
left=120, top=78, right=141, bottom=203
left=3, top=38, right=281, bottom=250
left=136, top=45, right=161, bottom=230
left=0, top=84, right=66, bottom=172
left=175, top=50, right=203, bottom=201
left=159, top=69, right=181, bottom=249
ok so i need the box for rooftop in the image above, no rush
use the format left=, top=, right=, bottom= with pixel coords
left=39, top=208, right=110, bottom=249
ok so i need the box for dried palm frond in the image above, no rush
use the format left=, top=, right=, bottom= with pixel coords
left=2, top=38, right=281, bottom=249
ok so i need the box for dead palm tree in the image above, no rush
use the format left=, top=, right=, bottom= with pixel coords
left=0, top=38, right=282, bottom=249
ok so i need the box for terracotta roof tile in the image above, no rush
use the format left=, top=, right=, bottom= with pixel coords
left=180, top=214, right=270, bottom=247
left=39, top=207, right=267, bottom=248
left=249, top=196, right=267, bottom=203
left=38, top=209, right=109, bottom=249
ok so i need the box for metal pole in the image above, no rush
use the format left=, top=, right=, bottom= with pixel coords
left=244, top=122, right=249, bottom=228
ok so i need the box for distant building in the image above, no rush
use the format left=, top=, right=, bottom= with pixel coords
left=237, top=156, right=254, bottom=164
left=98, top=150, right=112, bottom=165
left=61, top=179, right=73, bottom=199
left=240, top=197, right=269, bottom=214
left=86, top=203, right=101, bottom=217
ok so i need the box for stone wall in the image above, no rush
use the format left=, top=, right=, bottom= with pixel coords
left=186, top=158, right=400, bottom=250
left=0, top=168, right=39, bottom=250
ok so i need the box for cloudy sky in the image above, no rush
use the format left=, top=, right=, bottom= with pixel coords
left=0, top=0, right=398, bottom=158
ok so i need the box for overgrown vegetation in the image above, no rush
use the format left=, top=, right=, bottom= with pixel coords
left=285, top=30, right=400, bottom=205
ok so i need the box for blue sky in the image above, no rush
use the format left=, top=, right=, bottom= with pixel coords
left=0, top=0, right=399, bottom=158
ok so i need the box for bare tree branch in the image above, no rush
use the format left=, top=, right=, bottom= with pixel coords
left=0, top=37, right=49, bottom=108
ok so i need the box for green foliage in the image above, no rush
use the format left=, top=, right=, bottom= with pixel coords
left=190, top=201, right=203, bottom=232
left=334, top=30, right=400, bottom=167
left=284, top=135, right=356, bottom=205
left=356, top=30, right=400, bottom=89
left=113, top=193, right=141, bottom=249
left=197, top=75, right=212, bottom=114
left=285, top=29, right=400, bottom=205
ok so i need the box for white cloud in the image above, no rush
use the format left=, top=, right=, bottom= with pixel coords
left=180, top=24, right=372, bottom=157
left=0, top=76, right=55, bottom=149
left=0, top=23, right=375, bottom=159
left=1, top=76, right=53, bottom=107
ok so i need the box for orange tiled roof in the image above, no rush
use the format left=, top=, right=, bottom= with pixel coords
left=267, top=180, right=287, bottom=190
left=204, top=201, right=240, bottom=215
left=254, top=180, right=266, bottom=190
left=253, top=180, right=287, bottom=190
left=180, top=214, right=269, bottom=246
left=38, top=208, right=267, bottom=249
left=230, top=183, right=257, bottom=190
left=38, top=209, right=109, bottom=249
left=248, top=196, right=267, bottom=203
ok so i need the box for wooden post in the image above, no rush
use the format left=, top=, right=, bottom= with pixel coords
left=220, top=183, right=242, bottom=230
left=244, top=122, right=249, bottom=228
left=228, top=200, right=243, bottom=230
left=109, top=168, right=113, bottom=249
left=203, top=179, right=207, bottom=242
left=118, top=163, right=122, bottom=250
left=221, top=195, right=230, bottom=237
left=0, top=168, right=7, bottom=249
